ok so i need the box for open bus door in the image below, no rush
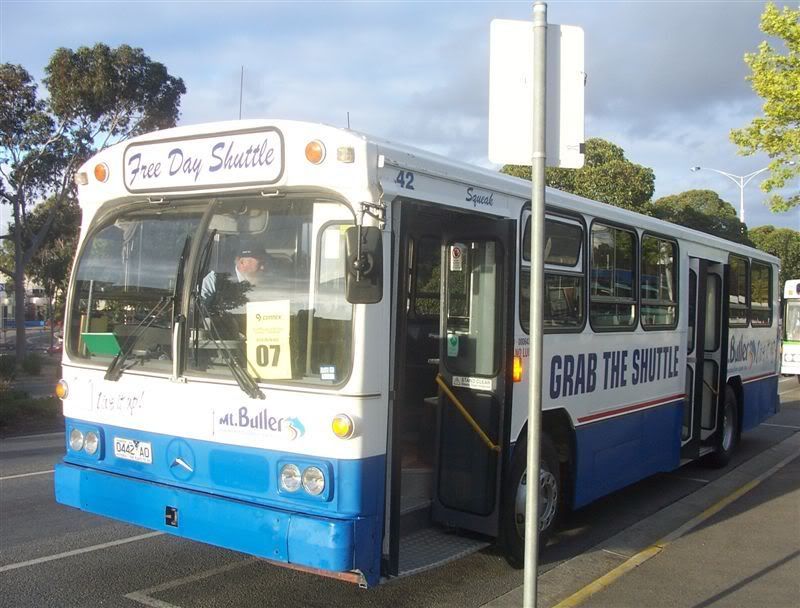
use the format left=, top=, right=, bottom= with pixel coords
left=682, top=258, right=725, bottom=459
left=431, top=220, right=515, bottom=536
left=386, top=203, right=514, bottom=577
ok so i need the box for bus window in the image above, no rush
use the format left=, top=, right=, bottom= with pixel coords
left=590, top=223, right=636, bottom=330
left=413, top=236, right=441, bottom=317
left=68, top=207, right=204, bottom=370
left=641, top=236, right=677, bottom=329
left=522, top=216, right=582, bottom=265
left=728, top=255, right=749, bottom=326
left=187, top=197, right=354, bottom=385
left=445, top=240, right=500, bottom=377
left=750, top=262, right=772, bottom=327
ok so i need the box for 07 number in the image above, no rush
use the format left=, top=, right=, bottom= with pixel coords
left=256, top=345, right=281, bottom=367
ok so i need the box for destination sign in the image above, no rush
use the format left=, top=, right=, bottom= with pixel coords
left=123, top=127, right=284, bottom=192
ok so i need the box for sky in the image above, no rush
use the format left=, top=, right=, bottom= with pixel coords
left=0, top=0, right=798, bottom=231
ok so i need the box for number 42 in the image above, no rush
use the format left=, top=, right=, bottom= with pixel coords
left=395, top=170, right=415, bottom=190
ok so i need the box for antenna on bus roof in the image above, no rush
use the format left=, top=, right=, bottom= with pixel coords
left=347, top=112, right=350, bottom=130
left=238, top=66, right=244, bottom=120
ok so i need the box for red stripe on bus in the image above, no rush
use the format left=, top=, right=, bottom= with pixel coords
left=741, top=372, right=778, bottom=384
left=577, top=393, right=686, bottom=424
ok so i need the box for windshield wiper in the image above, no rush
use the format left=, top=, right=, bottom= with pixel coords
left=104, top=296, right=172, bottom=381
left=172, top=235, right=192, bottom=327
left=192, top=228, right=264, bottom=400
left=195, top=298, right=264, bottom=399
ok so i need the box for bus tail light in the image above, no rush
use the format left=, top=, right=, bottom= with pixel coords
left=331, top=414, right=355, bottom=439
left=513, top=356, right=523, bottom=382
left=305, top=140, right=326, bottom=164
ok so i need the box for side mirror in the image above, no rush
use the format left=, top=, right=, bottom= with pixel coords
left=345, top=226, right=383, bottom=304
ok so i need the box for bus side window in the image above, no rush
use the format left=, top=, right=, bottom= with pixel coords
left=641, top=235, right=678, bottom=330
left=590, top=223, right=637, bottom=330
left=729, top=255, right=749, bottom=326
left=750, top=261, right=772, bottom=327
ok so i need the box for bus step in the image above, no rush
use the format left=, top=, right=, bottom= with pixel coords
left=400, top=498, right=431, bottom=536
left=398, top=526, right=490, bottom=578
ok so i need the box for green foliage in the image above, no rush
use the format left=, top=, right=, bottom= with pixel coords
left=21, top=353, right=42, bottom=376
left=0, top=355, right=16, bottom=381
left=0, top=45, right=185, bottom=357
left=730, top=3, right=800, bottom=211
left=647, top=190, right=751, bottom=245
left=500, top=138, right=655, bottom=212
left=749, top=225, right=800, bottom=286
left=0, top=394, right=61, bottom=430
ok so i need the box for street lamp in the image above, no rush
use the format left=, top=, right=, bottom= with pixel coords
left=690, top=162, right=795, bottom=224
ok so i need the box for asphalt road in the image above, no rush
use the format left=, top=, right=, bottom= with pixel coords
left=1, top=377, right=798, bottom=608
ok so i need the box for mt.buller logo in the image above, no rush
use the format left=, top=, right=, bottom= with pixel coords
left=216, top=406, right=305, bottom=440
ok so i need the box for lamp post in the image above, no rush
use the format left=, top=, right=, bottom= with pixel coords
left=690, top=162, right=795, bottom=224
left=689, top=165, right=770, bottom=224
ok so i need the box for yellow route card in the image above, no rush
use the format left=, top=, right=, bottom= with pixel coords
left=246, top=300, right=292, bottom=380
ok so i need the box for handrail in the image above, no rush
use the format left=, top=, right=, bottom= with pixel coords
left=434, top=373, right=500, bottom=453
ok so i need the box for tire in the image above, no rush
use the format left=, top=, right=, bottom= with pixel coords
left=501, top=432, right=561, bottom=568
left=705, top=384, right=739, bottom=468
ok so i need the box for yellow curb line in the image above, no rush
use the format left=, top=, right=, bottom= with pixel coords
left=551, top=446, right=800, bottom=608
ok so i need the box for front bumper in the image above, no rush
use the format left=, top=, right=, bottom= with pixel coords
left=55, top=463, right=380, bottom=585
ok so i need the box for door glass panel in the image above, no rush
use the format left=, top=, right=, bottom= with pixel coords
left=688, top=270, right=697, bottom=355
left=683, top=365, right=694, bottom=441
left=444, top=240, right=500, bottom=377
left=701, top=361, right=718, bottom=430
left=705, top=275, right=721, bottom=352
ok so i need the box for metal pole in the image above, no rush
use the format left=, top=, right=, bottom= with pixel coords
left=738, top=179, right=745, bottom=224
left=524, top=2, right=547, bottom=607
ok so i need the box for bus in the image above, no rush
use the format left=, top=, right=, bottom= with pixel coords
left=781, top=279, right=800, bottom=379
left=54, top=120, right=781, bottom=587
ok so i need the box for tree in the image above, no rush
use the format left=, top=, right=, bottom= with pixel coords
left=647, top=190, right=751, bottom=245
left=0, top=195, right=81, bottom=346
left=0, top=44, right=185, bottom=358
left=749, top=225, right=800, bottom=287
left=730, top=2, right=800, bottom=211
left=501, top=138, right=655, bottom=212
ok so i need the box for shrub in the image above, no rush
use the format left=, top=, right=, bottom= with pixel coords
left=0, top=355, right=16, bottom=381
left=22, top=353, right=42, bottom=376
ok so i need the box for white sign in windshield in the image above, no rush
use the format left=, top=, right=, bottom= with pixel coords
left=123, top=127, right=284, bottom=192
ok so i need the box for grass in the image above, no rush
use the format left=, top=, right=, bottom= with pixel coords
left=0, top=389, right=62, bottom=432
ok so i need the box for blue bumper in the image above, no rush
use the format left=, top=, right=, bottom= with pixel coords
left=55, top=463, right=381, bottom=585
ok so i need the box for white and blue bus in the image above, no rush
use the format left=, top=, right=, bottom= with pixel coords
left=55, top=120, right=780, bottom=586
left=781, top=279, right=800, bottom=379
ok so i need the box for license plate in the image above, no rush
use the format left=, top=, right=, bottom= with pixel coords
left=113, top=437, right=153, bottom=464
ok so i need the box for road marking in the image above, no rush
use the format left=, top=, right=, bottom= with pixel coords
left=779, top=386, right=800, bottom=396
left=0, top=469, right=54, bottom=481
left=552, top=444, right=800, bottom=608
left=125, top=559, right=256, bottom=607
left=0, top=532, right=164, bottom=574
left=1, top=431, right=63, bottom=441
left=761, top=423, right=800, bottom=430
left=667, top=475, right=710, bottom=484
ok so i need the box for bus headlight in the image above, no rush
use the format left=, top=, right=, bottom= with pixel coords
left=280, top=464, right=302, bottom=492
left=84, top=431, right=100, bottom=455
left=69, top=428, right=84, bottom=451
left=302, top=466, right=325, bottom=496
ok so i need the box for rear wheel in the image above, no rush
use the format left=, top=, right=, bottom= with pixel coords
left=705, top=384, right=739, bottom=468
left=502, top=432, right=561, bottom=568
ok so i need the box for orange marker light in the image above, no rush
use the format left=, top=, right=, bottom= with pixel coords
left=332, top=414, right=354, bottom=439
left=55, top=379, right=69, bottom=400
left=512, top=356, right=523, bottom=383
left=94, top=163, right=109, bottom=182
left=305, top=140, right=326, bottom=164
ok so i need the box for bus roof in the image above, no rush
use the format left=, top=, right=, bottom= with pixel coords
left=76, top=118, right=779, bottom=267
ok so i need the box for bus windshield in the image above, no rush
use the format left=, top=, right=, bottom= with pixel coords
left=786, top=300, right=800, bottom=342
left=68, top=196, right=354, bottom=387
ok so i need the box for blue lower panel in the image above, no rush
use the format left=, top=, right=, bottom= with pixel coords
left=572, top=400, right=683, bottom=509
left=741, top=375, right=779, bottom=432
left=55, top=464, right=380, bottom=585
